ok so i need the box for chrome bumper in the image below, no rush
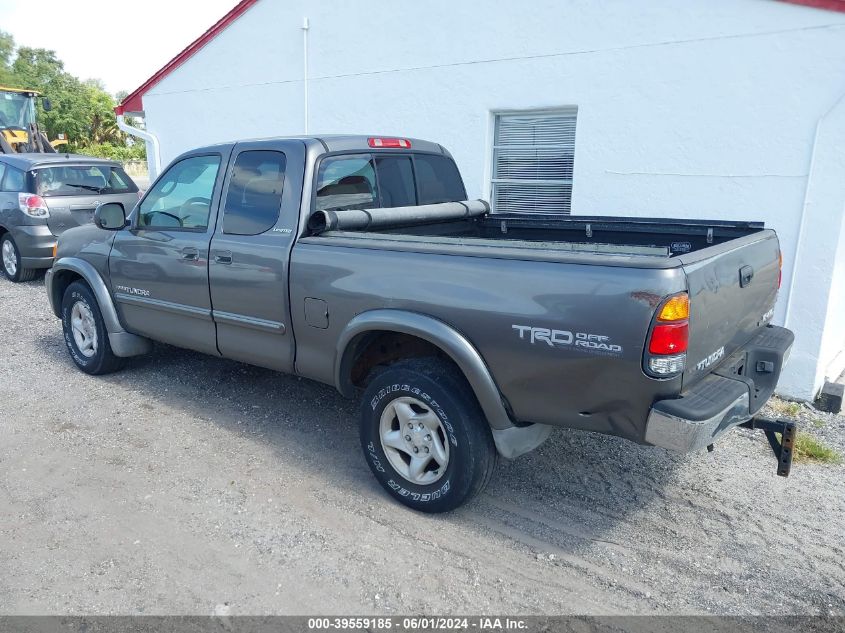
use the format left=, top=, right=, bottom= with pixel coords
left=645, top=389, right=751, bottom=452
left=646, top=325, right=793, bottom=453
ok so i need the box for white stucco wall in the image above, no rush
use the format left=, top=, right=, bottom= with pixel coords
left=139, top=0, right=845, bottom=400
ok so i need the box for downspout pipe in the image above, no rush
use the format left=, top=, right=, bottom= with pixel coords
left=784, top=88, right=845, bottom=327
left=116, top=114, right=162, bottom=181
left=302, top=17, right=310, bottom=134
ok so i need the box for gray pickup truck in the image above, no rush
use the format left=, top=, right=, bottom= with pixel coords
left=45, top=135, right=795, bottom=512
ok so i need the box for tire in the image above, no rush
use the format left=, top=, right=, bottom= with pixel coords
left=61, top=281, right=124, bottom=375
left=1, top=234, right=38, bottom=282
left=360, top=358, right=497, bottom=513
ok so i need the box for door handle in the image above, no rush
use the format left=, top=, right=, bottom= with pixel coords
left=740, top=265, right=754, bottom=288
left=214, top=251, right=233, bottom=264
left=180, top=247, right=199, bottom=261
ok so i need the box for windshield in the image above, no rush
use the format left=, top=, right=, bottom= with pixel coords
left=33, top=165, right=138, bottom=197
left=0, top=92, right=34, bottom=129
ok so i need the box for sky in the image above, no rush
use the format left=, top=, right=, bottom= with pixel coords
left=0, top=0, right=236, bottom=95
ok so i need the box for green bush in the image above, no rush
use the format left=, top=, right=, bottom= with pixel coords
left=67, top=142, right=146, bottom=161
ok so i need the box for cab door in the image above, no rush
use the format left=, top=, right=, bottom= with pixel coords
left=109, top=151, right=229, bottom=356
left=209, top=140, right=305, bottom=371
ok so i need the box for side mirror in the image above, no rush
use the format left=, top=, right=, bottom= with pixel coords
left=94, top=202, right=127, bottom=230
left=41, top=98, right=52, bottom=112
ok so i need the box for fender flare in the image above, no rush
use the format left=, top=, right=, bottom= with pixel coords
left=47, top=257, right=152, bottom=358
left=334, top=309, right=514, bottom=431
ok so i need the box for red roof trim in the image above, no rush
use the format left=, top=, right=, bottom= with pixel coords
left=115, top=0, right=260, bottom=115
left=777, top=0, right=845, bottom=13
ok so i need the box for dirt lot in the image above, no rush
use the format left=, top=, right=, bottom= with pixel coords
left=0, top=277, right=843, bottom=616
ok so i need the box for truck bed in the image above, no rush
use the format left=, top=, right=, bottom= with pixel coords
left=306, top=212, right=766, bottom=264
left=374, top=213, right=765, bottom=258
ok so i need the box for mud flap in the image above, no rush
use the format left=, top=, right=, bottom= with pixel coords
left=739, top=417, right=796, bottom=477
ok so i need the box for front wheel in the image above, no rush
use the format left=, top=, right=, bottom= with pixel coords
left=360, top=358, right=497, bottom=513
left=61, top=281, right=124, bottom=375
left=1, top=234, right=38, bottom=282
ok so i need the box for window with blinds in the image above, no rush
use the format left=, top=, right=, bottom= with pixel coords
left=491, top=109, right=577, bottom=214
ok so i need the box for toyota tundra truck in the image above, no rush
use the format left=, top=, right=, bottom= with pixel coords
left=44, top=135, right=795, bottom=512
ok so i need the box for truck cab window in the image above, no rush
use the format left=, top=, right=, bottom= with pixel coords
left=316, top=155, right=377, bottom=211
left=223, top=150, right=287, bottom=235
left=376, top=156, right=416, bottom=207
left=414, top=154, right=466, bottom=205
left=137, top=155, right=220, bottom=230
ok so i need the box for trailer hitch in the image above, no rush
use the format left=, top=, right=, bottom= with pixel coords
left=739, top=417, right=796, bottom=477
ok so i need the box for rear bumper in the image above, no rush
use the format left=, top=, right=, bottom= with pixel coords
left=13, top=225, right=56, bottom=269
left=645, top=325, right=794, bottom=452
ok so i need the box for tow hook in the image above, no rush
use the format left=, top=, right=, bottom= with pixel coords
left=739, top=417, right=797, bottom=477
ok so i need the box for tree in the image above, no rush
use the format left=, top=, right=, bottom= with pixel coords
left=0, top=31, right=14, bottom=85
left=0, top=32, right=142, bottom=159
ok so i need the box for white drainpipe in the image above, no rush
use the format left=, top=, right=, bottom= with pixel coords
left=116, top=114, right=162, bottom=180
left=302, top=17, right=310, bottom=134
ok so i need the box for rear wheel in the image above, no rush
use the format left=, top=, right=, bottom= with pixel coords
left=1, top=234, right=38, bottom=282
left=359, top=358, right=497, bottom=513
left=61, top=281, right=124, bottom=375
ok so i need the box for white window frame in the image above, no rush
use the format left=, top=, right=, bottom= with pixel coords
left=488, top=107, right=578, bottom=214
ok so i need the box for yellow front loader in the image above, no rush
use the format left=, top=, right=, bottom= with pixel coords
left=0, top=86, right=67, bottom=154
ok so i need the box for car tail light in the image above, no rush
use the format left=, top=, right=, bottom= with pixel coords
left=18, top=193, right=49, bottom=218
left=649, top=321, right=689, bottom=354
left=648, top=354, right=686, bottom=375
left=778, top=250, right=783, bottom=289
left=368, top=137, right=411, bottom=148
left=646, top=292, right=689, bottom=377
left=656, top=294, right=690, bottom=322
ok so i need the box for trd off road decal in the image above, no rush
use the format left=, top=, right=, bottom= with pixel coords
left=512, top=324, right=623, bottom=357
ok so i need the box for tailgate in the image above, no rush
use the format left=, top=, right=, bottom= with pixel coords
left=45, top=192, right=138, bottom=236
left=680, top=230, right=780, bottom=388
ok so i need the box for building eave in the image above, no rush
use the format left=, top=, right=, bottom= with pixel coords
left=777, top=0, right=845, bottom=13
left=114, top=0, right=260, bottom=115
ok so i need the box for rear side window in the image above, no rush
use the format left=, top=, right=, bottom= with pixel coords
left=33, top=165, right=138, bottom=197
left=376, top=156, right=416, bottom=207
left=223, top=150, right=287, bottom=235
left=316, top=155, right=377, bottom=211
left=2, top=165, right=26, bottom=192
left=414, top=154, right=466, bottom=205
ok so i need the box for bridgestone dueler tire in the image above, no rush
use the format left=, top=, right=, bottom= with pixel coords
left=61, top=281, right=124, bottom=375
left=1, top=234, right=38, bottom=282
left=360, top=358, right=497, bottom=513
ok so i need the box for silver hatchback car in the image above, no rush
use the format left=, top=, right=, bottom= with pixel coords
left=0, top=154, right=140, bottom=281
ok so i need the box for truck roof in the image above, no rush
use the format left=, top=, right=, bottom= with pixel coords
left=0, top=153, right=123, bottom=170
left=188, top=135, right=449, bottom=156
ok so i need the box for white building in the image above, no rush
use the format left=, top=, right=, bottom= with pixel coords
left=116, top=0, right=845, bottom=402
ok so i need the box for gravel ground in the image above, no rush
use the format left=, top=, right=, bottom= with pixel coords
left=0, top=276, right=843, bottom=616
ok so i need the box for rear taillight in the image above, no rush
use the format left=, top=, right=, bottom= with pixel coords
left=645, top=292, right=689, bottom=378
left=649, top=321, right=689, bottom=354
left=778, top=250, right=783, bottom=289
left=18, top=193, right=49, bottom=218
left=368, top=137, right=411, bottom=148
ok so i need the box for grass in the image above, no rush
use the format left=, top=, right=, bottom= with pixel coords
left=789, top=433, right=843, bottom=465
left=768, top=397, right=802, bottom=418
left=811, top=418, right=825, bottom=429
